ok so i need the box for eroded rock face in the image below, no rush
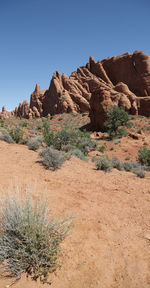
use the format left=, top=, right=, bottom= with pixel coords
left=11, top=50, right=150, bottom=127
left=90, top=83, right=138, bottom=130
left=101, top=51, right=150, bottom=96
left=0, top=107, right=13, bottom=119
left=89, top=51, right=150, bottom=129
left=15, top=100, right=30, bottom=118
left=30, top=83, right=45, bottom=115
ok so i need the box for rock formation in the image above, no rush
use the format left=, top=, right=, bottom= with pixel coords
left=0, top=106, right=14, bottom=119
left=10, top=50, right=150, bottom=129
left=89, top=50, right=150, bottom=129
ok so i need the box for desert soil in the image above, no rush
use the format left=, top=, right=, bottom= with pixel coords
left=0, top=140, right=150, bottom=288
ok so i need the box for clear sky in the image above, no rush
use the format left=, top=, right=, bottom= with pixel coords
left=0, top=0, right=150, bottom=111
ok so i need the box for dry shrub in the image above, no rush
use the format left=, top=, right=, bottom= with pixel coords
left=39, top=147, right=66, bottom=170
left=0, top=188, right=72, bottom=284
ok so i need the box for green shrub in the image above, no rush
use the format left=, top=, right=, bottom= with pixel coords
left=53, top=129, right=74, bottom=150
left=98, top=145, right=106, bottom=153
left=39, top=147, right=66, bottom=170
left=42, top=119, right=54, bottom=146
left=138, top=146, right=150, bottom=166
left=67, top=148, right=87, bottom=161
left=104, top=105, right=129, bottom=139
left=0, top=190, right=71, bottom=283
left=118, top=127, right=128, bottom=138
left=0, top=128, right=14, bottom=143
left=9, top=127, right=24, bottom=143
left=95, top=157, right=112, bottom=172
left=43, top=130, right=55, bottom=147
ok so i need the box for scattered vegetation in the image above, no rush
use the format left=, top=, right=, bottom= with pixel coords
left=42, top=119, right=98, bottom=157
left=0, top=189, right=71, bottom=283
left=94, top=157, right=147, bottom=178
left=1, top=112, right=150, bottom=178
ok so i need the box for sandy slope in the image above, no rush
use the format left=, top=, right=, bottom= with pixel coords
left=0, top=141, right=150, bottom=288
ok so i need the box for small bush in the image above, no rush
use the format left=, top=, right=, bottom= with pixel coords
left=39, top=147, right=66, bottom=170
left=118, top=127, right=128, bottom=138
left=20, top=137, right=29, bottom=145
left=77, top=137, right=98, bottom=154
left=53, top=129, right=73, bottom=150
left=0, top=129, right=14, bottom=143
left=111, top=158, right=123, bottom=171
left=104, top=105, right=129, bottom=139
left=27, top=137, right=42, bottom=151
left=67, top=148, right=87, bottom=161
left=138, top=146, right=150, bottom=166
left=95, top=157, right=112, bottom=172
left=133, top=168, right=146, bottom=178
left=97, top=145, right=106, bottom=153
left=122, top=161, right=139, bottom=172
left=0, top=190, right=71, bottom=283
left=55, top=129, right=83, bottom=151
left=9, top=127, right=24, bottom=143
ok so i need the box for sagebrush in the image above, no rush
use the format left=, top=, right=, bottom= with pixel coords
left=0, top=189, right=72, bottom=283
left=39, top=147, right=66, bottom=170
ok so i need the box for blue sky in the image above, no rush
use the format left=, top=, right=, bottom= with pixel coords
left=0, top=0, right=150, bottom=111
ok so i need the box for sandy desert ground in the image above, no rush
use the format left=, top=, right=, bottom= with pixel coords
left=0, top=138, right=150, bottom=288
